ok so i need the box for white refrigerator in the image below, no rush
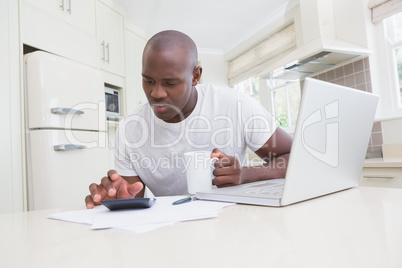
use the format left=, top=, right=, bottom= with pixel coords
left=24, top=51, right=109, bottom=210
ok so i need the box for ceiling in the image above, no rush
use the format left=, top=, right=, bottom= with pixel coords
left=114, top=0, right=298, bottom=58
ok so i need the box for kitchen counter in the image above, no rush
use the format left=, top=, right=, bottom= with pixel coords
left=364, top=157, right=402, bottom=168
left=1, top=187, right=401, bottom=268
left=361, top=158, right=402, bottom=189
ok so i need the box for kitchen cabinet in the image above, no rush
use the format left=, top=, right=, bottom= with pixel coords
left=360, top=159, right=402, bottom=189
left=124, top=27, right=148, bottom=114
left=96, top=1, right=125, bottom=77
left=21, top=0, right=96, bottom=35
left=20, top=1, right=98, bottom=68
left=361, top=168, right=402, bottom=188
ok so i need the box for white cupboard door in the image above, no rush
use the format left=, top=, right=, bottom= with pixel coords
left=64, top=0, right=96, bottom=36
left=21, top=0, right=64, bottom=21
left=28, top=129, right=109, bottom=210
left=25, top=51, right=106, bottom=131
left=96, top=1, right=125, bottom=76
left=22, top=0, right=96, bottom=36
left=21, top=3, right=98, bottom=68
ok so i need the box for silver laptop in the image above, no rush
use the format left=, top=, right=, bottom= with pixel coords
left=196, top=77, right=379, bottom=206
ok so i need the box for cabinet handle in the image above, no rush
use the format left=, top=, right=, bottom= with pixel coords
left=60, top=0, right=64, bottom=11
left=106, top=42, right=110, bottom=64
left=51, top=107, right=84, bottom=115
left=101, top=41, right=105, bottom=62
left=54, top=144, right=87, bottom=151
left=362, top=175, right=395, bottom=179
left=66, top=0, right=71, bottom=14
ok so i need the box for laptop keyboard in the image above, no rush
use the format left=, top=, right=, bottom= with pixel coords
left=243, top=185, right=284, bottom=197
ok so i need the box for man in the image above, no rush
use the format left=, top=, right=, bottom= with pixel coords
left=85, top=30, right=292, bottom=209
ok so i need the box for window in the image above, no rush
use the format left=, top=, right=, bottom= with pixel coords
left=234, top=77, right=301, bottom=133
left=270, top=81, right=301, bottom=131
left=234, top=77, right=260, bottom=103
left=385, top=12, right=402, bottom=109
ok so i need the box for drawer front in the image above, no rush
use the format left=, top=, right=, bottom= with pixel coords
left=25, top=51, right=105, bottom=131
left=28, top=129, right=109, bottom=210
left=360, top=167, right=402, bottom=189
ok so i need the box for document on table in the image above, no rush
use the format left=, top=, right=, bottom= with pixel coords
left=48, top=196, right=235, bottom=233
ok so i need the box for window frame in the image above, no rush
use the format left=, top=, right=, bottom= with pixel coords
left=384, top=13, right=402, bottom=115
left=267, top=80, right=300, bottom=134
left=234, top=76, right=301, bottom=135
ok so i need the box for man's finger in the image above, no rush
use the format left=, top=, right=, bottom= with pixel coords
left=212, top=176, right=234, bottom=187
left=211, top=148, right=226, bottom=159
left=89, top=183, right=105, bottom=203
left=213, top=166, right=236, bottom=177
left=85, top=195, right=95, bottom=209
left=214, top=157, right=235, bottom=168
left=101, top=176, right=118, bottom=197
left=107, top=170, right=119, bottom=182
left=127, top=182, right=144, bottom=197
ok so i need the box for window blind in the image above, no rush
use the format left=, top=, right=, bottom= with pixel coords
left=369, top=0, right=402, bottom=23
left=227, top=24, right=296, bottom=86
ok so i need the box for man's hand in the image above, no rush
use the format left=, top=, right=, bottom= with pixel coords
left=211, top=149, right=242, bottom=187
left=85, top=170, right=144, bottom=209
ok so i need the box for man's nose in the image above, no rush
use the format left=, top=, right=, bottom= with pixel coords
left=151, top=83, right=168, bottom=99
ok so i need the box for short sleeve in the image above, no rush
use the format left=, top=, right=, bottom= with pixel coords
left=113, top=122, right=139, bottom=177
left=238, top=92, right=279, bottom=151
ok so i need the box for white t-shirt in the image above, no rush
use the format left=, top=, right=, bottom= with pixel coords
left=114, top=83, right=278, bottom=196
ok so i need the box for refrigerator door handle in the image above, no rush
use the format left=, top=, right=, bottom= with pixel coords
left=53, top=144, right=87, bottom=151
left=51, top=107, right=84, bottom=115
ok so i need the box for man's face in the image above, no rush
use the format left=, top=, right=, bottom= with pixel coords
left=142, top=47, right=198, bottom=123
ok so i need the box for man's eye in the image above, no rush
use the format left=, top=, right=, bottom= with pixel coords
left=144, top=79, right=154, bottom=84
left=166, top=82, right=177, bottom=86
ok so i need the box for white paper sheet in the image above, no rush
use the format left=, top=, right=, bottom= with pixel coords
left=48, top=207, right=95, bottom=225
left=48, top=196, right=235, bottom=233
left=91, top=196, right=233, bottom=229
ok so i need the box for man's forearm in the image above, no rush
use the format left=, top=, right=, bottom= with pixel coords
left=240, top=153, right=290, bottom=184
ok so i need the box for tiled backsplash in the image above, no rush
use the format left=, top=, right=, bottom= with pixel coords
left=369, top=121, right=383, bottom=155
left=312, top=57, right=383, bottom=157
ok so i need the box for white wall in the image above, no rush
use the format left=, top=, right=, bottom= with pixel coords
left=1, top=0, right=25, bottom=213
left=0, top=0, right=13, bottom=214
left=382, top=118, right=402, bottom=144
left=198, top=52, right=229, bottom=87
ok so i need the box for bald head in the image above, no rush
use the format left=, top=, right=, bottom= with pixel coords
left=143, top=30, right=198, bottom=68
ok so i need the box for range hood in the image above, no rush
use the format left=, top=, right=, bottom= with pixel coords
left=270, top=0, right=371, bottom=80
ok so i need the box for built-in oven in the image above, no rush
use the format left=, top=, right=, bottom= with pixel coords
left=105, top=86, right=120, bottom=120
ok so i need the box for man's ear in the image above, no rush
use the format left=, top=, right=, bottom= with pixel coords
left=192, top=66, right=203, bottom=86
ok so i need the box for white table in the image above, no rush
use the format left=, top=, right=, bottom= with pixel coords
left=1, top=186, right=401, bottom=268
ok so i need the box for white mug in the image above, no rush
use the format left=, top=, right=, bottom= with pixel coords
left=183, top=151, right=219, bottom=194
